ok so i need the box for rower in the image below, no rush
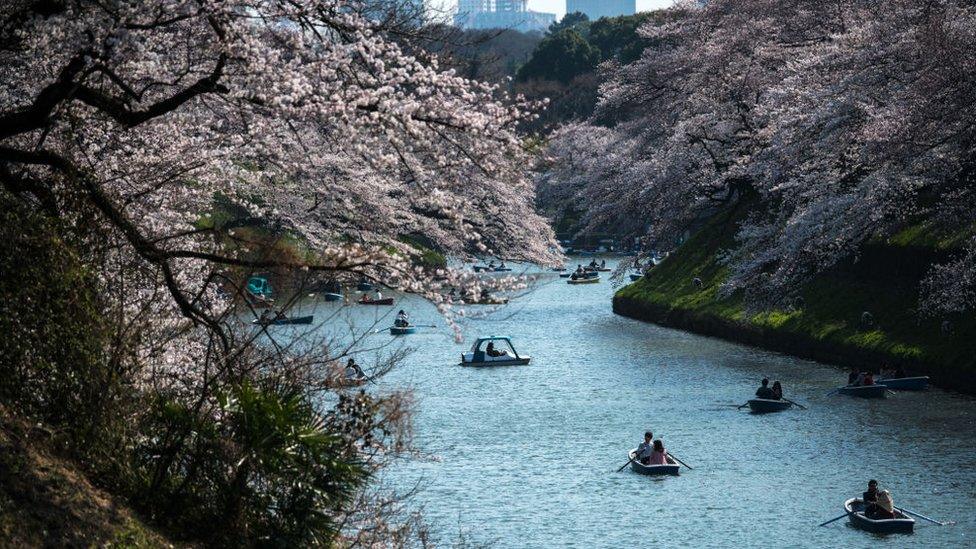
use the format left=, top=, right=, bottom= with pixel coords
left=395, top=309, right=409, bottom=327
left=635, top=431, right=653, bottom=465
left=863, top=479, right=880, bottom=514
left=374, top=288, right=383, bottom=300
left=345, top=358, right=365, bottom=380
left=772, top=380, right=783, bottom=400
left=755, top=378, right=776, bottom=399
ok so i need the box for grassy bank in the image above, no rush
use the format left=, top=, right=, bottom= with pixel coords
left=613, top=205, right=976, bottom=393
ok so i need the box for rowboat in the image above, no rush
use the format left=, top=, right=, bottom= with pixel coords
left=551, top=267, right=567, bottom=272
left=358, top=297, right=394, bottom=305
left=252, top=315, right=314, bottom=326
left=878, top=376, right=929, bottom=391
left=246, top=276, right=273, bottom=298
left=322, top=292, right=343, bottom=302
left=357, top=281, right=374, bottom=291
left=559, top=273, right=572, bottom=278
left=390, top=325, right=417, bottom=335
left=747, top=398, right=793, bottom=413
left=629, top=273, right=642, bottom=281
left=837, top=384, right=887, bottom=398
left=844, top=498, right=914, bottom=534
left=628, top=450, right=680, bottom=476
left=460, top=336, right=530, bottom=367
left=568, top=275, right=600, bottom=284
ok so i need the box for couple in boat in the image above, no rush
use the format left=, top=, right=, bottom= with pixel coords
left=634, top=431, right=674, bottom=466
left=862, top=479, right=898, bottom=519
left=847, top=369, right=876, bottom=386
left=394, top=309, right=410, bottom=328
left=755, top=378, right=784, bottom=400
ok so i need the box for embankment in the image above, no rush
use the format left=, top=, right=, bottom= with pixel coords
left=613, top=206, right=976, bottom=393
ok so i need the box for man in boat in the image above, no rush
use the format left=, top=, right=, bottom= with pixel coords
left=375, top=289, right=383, bottom=300
left=259, top=309, right=272, bottom=323
left=863, top=479, right=880, bottom=515
left=485, top=342, right=508, bottom=358
left=361, top=293, right=371, bottom=302
left=848, top=368, right=861, bottom=385
left=755, top=378, right=776, bottom=399
left=345, top=358, right=366, bottom=380
left=635, top=432, right=654, bottom=465
left=395, top=309, right=409, bottom=327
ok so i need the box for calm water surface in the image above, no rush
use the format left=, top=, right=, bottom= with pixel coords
left=302, top=258, right=976, bottom=547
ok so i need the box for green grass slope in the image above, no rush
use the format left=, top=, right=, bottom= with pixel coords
left=613, top=205, right=976, bottom=393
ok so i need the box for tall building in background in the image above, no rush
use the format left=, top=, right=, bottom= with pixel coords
left=454, top=0, right=555, bottom=32
left=565, top=0, right=636, bottom=19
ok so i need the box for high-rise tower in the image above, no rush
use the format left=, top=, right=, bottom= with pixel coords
left=565, top=0, right=636, bottom=19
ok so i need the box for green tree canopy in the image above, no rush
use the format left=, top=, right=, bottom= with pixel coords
left=548, top=11, right=590, bottom=35
left=516, top=28, right=601, bottom=84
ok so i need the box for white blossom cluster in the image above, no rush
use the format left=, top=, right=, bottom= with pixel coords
left=538, top=0, right=976, bottom=312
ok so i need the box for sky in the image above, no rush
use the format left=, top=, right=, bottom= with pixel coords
left=427, top=1, right=676, bottom=19
left=527, top=0, right=674, bottom=17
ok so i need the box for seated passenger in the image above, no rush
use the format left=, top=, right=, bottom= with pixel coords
left=486, top=342, right=503, bottom=357
left=635, top=432, right=654, bottom=465
left=848, top=369, right=860, bottom=385
left=772, top=380, right=783, bottom=400
left=648, top=439, right=673, bottom=465
left=755, top=378, right=776, bottom=399
left=873, top=490, right=897, bottom=520
left=862, top=372, right=875, bottom=386
left=894, top=365, right=907, bottom=378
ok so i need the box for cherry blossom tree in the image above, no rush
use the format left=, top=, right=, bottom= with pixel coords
left=0, top=0, right=558, bottom=542
left=540, top=0, right=976, bottom=311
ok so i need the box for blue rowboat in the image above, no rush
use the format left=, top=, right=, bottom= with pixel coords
left=747, top=398, right=792, bottom=413
left=629, top=273, right=642, bottom=281
left=878, top=376, right=929, bottom=391
left=322, top=292, right=343, bottom=302
left=559, top=273, right=572, bottom=278
left=252, top=315, right=314, bottom=326
left=390, top=325, right=417, bottom=335
left=628, top=450, right=680, bottom=476
left=844, top=498, right=914, bottom=534
left=357, top=280, right=374, bottom=291
left=838, top=384, right=887, bottom=398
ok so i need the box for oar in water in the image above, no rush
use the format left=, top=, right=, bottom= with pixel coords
left=668, top=453, right=693, bottom=470
left=736, top=402, right=750, bottom=409
left=826, top=389, right=839, bottom=397
left=895, top=506, right=949, bottom=526
left=783, top=398, right=807, bottom=410
left=818, top=512, right=851, bottom=527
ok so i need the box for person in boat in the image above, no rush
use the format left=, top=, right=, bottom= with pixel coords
left=862, top=371, right=875, bottom=385
left=274, top=310, right=287, bottom=320
left=848, top=368, right=860, bottom=385
left=755, top=378, right=776, bottom=399
left=485, top=342, right=508, bottom=358
left=361, top=293, right=371, bottom=302
left=345, top=358, right=366, bottom=380
left=575, top=264, right=584, bottom=275
left=259, top=309, right=272, bottom=323
left=863, top=479, right=880, bottom=514
left=872, top=490, right=897, bottom=519
left=498, top=261, right=507, bottom=269
left=648, top=439, right=674, bottom=465
left=374, top=289, right=383, bottom=300
left=893, top=365, right=906, bottom=379
left=488, top=260, right=496, bottom=269
left=395, top=309, right=409, bottom=327
left=771, top=380, right=783, bottom=400
left=600, top=259, right=606, bottom=268
left=635, top=431, right=654, bottom=465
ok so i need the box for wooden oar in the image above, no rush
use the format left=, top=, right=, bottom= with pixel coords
left=826, top=389, right=839, bottom=397
left=783, top=398, right=807, bottom=410
left=668, top=453, right=693, bottom=470
left=616, top=453, right=638, bottom=473
left=736, top=402, right=750, bottom=409
left=818, top=512, right=851, bottom=527
left=895, top=506, right=948, bottom=526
